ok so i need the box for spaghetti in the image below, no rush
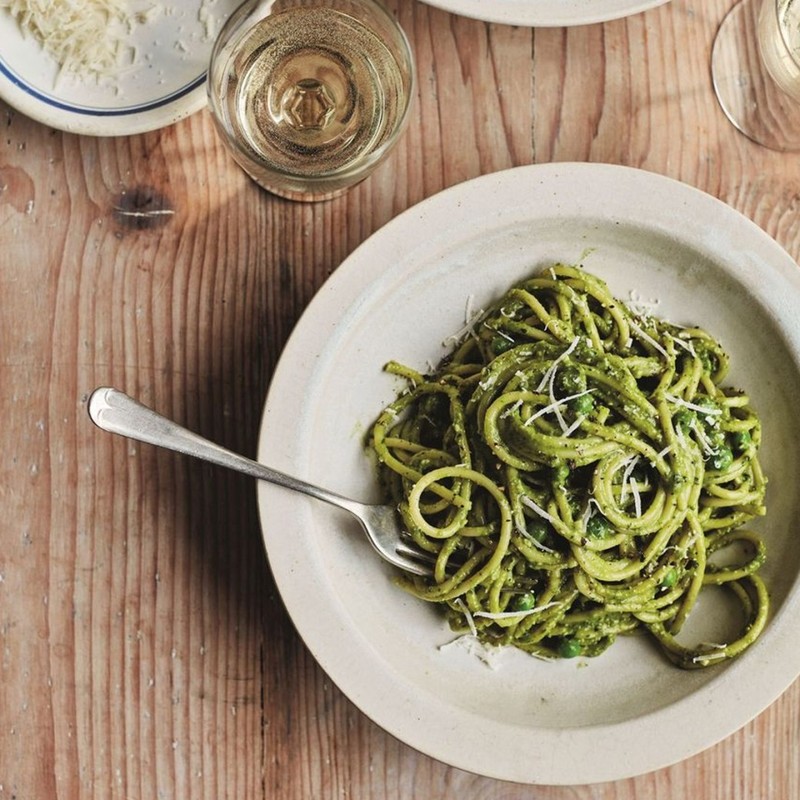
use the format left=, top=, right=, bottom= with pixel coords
left=370, top=265, right=768, bottom=668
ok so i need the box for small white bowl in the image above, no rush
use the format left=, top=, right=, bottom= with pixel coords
left=0, top=2, right=239, bottom=136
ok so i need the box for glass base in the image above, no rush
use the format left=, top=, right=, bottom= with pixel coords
left=712, top=0, right=800, bottom=152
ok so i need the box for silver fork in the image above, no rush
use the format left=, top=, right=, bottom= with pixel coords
left=87, top=387, right=433, bottom=576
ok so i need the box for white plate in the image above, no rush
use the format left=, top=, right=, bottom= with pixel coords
left=419, top=0, right=670, bottom=27
left=0, top=1, right=238, bottom=136
left=257, top=163, right=800, bottom=785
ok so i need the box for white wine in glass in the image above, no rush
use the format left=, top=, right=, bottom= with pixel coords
left=712, top=0, right=800, bottom=150
left=208, top=0, right=415, bottom=201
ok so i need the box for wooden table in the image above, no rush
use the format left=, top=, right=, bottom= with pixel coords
left=2, top=0, right=798, bottom=796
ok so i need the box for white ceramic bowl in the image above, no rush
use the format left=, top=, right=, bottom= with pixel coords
left=258, top=163, right=800, bottom=784
left=418, top=0, right=670, bottom=27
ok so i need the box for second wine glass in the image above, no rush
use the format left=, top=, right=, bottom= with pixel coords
left=712, top=0, right=800, bottom=151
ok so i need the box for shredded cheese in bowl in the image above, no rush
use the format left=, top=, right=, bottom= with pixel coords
left=0, top=0, right=158, bottom=80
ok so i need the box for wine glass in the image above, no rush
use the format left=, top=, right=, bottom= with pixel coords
left=712, top=0, right=800, bottom=151
left=207, top=0, right=415, bottom=201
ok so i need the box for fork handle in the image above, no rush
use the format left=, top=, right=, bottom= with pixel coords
left=87, top=387, right=360, bottom=513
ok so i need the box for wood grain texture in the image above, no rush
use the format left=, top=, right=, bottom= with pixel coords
left=0, top=0, right=798, bottom=798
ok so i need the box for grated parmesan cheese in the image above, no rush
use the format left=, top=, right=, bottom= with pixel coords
left=561, top=413, right=585, bottom=437
left=442, top=294, right=485, bottom=346
left=691, top=420, right=717, bottom=456
left=580, top=497, right=601, bottom=530
left=627, top=289, right=661, bottom=317
left=629, top=319, right=669, bottom=359
left=535, top=336, right=580, bottom=392
left=670, top=333, right=697, bottom=358
left=453, top=597, right=477, bottom=636
left=1, top=0, right=132, bottom=80
left=500, top=398, right=523, bottom=419
left=520, top=495, right=559, bottom=526
left=438, top=634, right=504, bottom=669
left=664, top=393, right=723, bottom=416
left=629, top=477, right=642, bottom=517
left=0, top=0, right=201, bottom=85
left=618, top=454, right=640, bottom=505
left=532, top=336, right=581, bottom=434
left=523, top=388, right=593, bottom=430
left=473, top=602, right=561, bottom=621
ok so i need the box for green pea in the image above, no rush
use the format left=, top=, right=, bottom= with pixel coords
left=557, top=637, right=582, bottom=658
left=709, top=447, right=733, bottom=471
left=708, top=428, right=726, bottom=448
left=673, top=408, right=695, bottom=433
left=670, top=471, right=686, bottom=490
left=527, top=520, right=552, bottom=543
left=570, top=392, right=594, bottom=416
left=694, top=396, right=720, bottom=422
left=586, top=514, right=613, bottom=539
left=490, top=334, right=515, bottom=355
left=699, top=350, right=717, bottom=374
left=512, top=592, right=536, bottom=612
left=659, top=568, right=678, bottom=590
left=732, top=430, right=752, bottom=453
left=557, top=366, right=586, bottom=394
